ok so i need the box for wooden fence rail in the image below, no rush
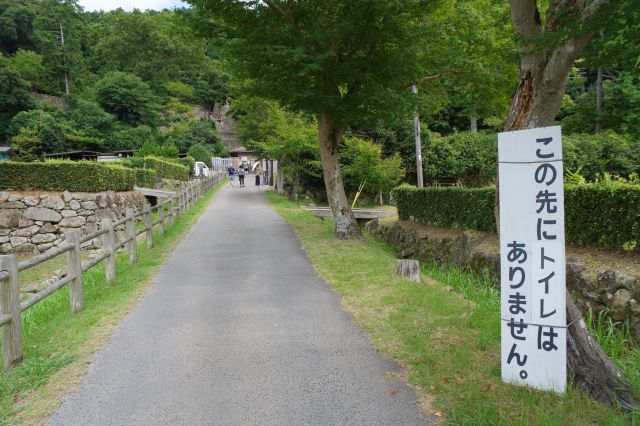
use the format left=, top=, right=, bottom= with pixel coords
left=0, top=173, right=225, bottom=368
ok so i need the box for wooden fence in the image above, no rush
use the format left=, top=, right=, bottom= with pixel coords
left=0, top=173, right=225, bottom=369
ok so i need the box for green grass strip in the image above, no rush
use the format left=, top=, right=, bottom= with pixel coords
left=267, top=191, right=639, bottom=426
left=0, top=180, right=225, bottom=424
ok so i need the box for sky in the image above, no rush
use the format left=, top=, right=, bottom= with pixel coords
left=78, top=0, right=189, bottom=12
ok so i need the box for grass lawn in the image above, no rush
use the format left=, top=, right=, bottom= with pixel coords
left=0, top=180, right=225, bottom=425
left=267, top=191, right=639, bottom=425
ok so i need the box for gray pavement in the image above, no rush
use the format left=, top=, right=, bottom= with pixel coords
left=50, top=178, right=431, bottom=425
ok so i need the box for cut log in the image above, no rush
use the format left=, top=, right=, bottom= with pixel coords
left=396, top=259, right=420, bottom=283
left=566, top=291, right=636, bottom=410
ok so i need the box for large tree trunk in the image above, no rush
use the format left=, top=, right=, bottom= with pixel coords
left=500, top=0, right=637, bottom=409
left=317, top=110, right=361, bottom=239
left=289, top=166, right=300, bottom=201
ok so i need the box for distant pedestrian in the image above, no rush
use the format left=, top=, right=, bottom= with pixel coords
left=238, top=167, right=246, bottom=187
left=227, top=165, right=235, bottom=187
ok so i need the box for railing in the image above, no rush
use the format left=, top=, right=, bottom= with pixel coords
left=0, top=173, right=225, bottom=369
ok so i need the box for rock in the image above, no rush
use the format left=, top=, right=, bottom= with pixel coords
left=0, top=192, right=8, bottom=203
left=53, top=238, right=63, bottom=246
left=69, top=199, right=81, bottom=210
left=0, top=201, right=26, bottom=209
left=0, top=243, right=11, bottom=253
left=62, top=191, right=72, bottom=202
left=0, top=209, right=22, bottom=228
left=39, top=222, right=57, bottom=233
left=9, top=236, right=28, bottom=246
left=13, top=243, right=38, bottom=255
left=18, top=218, right=34, bottom=228
left=87, top=215, right=96, bottom=223
left=78, top=210, right=94, bottom=217
left=35, top=221, right=43, bottom=225
left=15, top=225, right=40, bottom=237
left=59, top=216, right=86, bottom=228
left=23, top=207, right=62, bottom=223
left=37, top=243, right=54, bottom=252
left=23, top=196, right=39, bottom=206
left=81, top=201, right=98, bottom=210
left=610, top=289, right=632, bottom=320
left=84, top=222, right=98, bottom=235
left=96, top=195, right=108, bottom=208
left=0, top=236, right=8, bottom=244
left=0, top=229, right=9, bottom=236
left=39, top=196, right=65, bottom=210
left=61, top=210, right=78, bottom=218
left=31, top=233, right=56, bottom=244
left=8, top=195, right=20, bottom=202
left=631, top=318, right=640, bottom=344
left=566, top=260, right=588, bottom=293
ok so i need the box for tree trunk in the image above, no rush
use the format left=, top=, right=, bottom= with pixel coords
left=469, top=116, right=478, bottom=133
left=595, top=67, right=603, bottom=133
left=289, top=167, right=300, bottom=201
left=499, top=0, right=636, bottom=409
left=317, top=110, right=361, bottom=239
left=379, top=189, right=383, bottom=206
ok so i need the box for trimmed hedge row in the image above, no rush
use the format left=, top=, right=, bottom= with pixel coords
left=131, top=168, right=156, bottom=188
left=121, top=156, right=189, bottom=181
left=393, top=184, right=640, bottom=250
left=0, top=161, right=136, bottom=192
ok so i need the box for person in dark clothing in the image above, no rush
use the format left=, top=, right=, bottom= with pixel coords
left=238, top=167, right=246, bottom=187
left=227, top=166, right=235, bottom=187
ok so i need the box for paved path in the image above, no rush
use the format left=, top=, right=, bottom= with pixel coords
left=50, top=179, right=430, bottom=425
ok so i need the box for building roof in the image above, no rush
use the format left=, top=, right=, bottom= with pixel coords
left=0, top=146, right=12, bottom=153
left=229, top=146, right=250, bottom=153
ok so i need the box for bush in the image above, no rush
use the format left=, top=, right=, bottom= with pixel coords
left=121, top=156, right=189, bottom=181
left=187, top=143, right=212, bottom=164
left=393, top=184, right=640, bottom=250
left=178, top=156, right=195, bottom=175
left=0, top=161, right=136, bottom=191
left=131, top=167, right=156, bottom=188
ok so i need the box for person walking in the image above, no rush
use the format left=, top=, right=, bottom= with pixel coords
left=238, top=167, right=246, bottom=187
left=227, top=165, right=235, bottom=187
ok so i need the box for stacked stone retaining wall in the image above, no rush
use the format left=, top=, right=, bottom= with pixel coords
left=0, top=190, right=146, bottom=255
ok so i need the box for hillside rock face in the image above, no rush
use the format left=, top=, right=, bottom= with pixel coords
left=366, top=219, right=640, bottom=344
left=0, top=190, right=146, bottom=255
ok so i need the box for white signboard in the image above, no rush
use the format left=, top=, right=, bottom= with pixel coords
left=498, top=126, right=566, bottom=393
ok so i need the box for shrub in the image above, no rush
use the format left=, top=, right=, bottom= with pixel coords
left=121, top=156, right=189, bottom=181
left=0, top=161, right=136, bottom=191
left=131, top=167, right=156, bottom=188
left=393, top=184, right=640, bottom=250
left=178, top=156, right=196, bottom=175
left=187, top=143, right=212, bottom=165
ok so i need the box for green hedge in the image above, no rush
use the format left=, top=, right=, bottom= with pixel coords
left=132, top=168, right=156, bottom=188
left=178, top=156, right=196, bottom=175
left=394, top=184, right=640, bottom=250
left=0, top=161, right=136, bottom=191
left=120, top=156, right=189, bottom=181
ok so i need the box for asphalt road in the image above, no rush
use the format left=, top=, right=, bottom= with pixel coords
left=50, top=179, right=431, bottom=425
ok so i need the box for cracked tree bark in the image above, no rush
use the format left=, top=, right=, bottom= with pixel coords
left=500, top=0, right=637, bottom=409
left=317, top=109, right=361, bottom=239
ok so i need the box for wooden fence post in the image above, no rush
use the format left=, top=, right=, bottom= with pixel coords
left=144, top=203, right=153, bottom=249
left=0, top=255, right=22, bottom=368
left=126, top=208, right=137, bottom=264
left=158, top=197, right=164, bottom=236
left=66, top=229, right=83, bottom=312
left=101, top=217, right=116, bottom=282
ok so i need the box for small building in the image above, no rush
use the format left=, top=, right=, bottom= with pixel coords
left=44, top=150, right=136, bottom=162
left=0, top=146, right=12, bottom=162
left=229, top=146, right=259, bottom=170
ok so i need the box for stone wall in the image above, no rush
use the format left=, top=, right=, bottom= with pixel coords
left=366, top=219, right=640, bottom=343
left=0, top=190, right=147, bottom=255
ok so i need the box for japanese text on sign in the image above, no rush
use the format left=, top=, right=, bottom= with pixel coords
left=498, top=126, right=566, bottom=393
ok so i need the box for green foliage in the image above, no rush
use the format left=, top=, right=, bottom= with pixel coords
left=6, top=48, right=45, bottom=90
left=394, top=184, right=640, bottom=250
left=187, top=143, right=212, bottom=165
left=563, top=132, right=640, bottom=179
left=122, top=156, right=189, bottom=181
left=7, top=109, right=64, bottom=161
left=0, top=54, right=33, bottom=136
left=178, top=156, right=195, bottom=175
left=341, top=137, right=405, bottom=195
left=95, top=71, right=156, bottom=126
left=164, top=81, right=194, bottom=102
left=165, top=119, right=224, bottom=153
left=130, top=167, right=155, bottom=188
left=107, top=125, right=156, bottom=151
left=134, top=141, right=179, bottom=159
left=423, top=131, right=497, bottom=186
left=0, top=160, right=136, bottom=191
left=193, top=62, right=229, bottom=108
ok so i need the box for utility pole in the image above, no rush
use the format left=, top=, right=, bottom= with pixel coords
left=411, top=85, right=424, bottom=188
left=59, top=22, right=69, bottom=95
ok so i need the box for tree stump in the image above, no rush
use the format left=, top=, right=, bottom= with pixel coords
left=396, top=259, right=420, bottom=283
